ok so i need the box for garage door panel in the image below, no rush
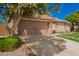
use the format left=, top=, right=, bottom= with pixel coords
left=18, top=20, right=48, bottom=35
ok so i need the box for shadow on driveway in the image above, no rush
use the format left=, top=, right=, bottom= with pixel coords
left=23, top=36, right=66, bottom=56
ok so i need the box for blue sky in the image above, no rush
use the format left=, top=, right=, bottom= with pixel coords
left=0, top=6, right=6, bottom=24
left=0, top=3, right=79, bottom=24
left=49, top=3, right=79, bottom=20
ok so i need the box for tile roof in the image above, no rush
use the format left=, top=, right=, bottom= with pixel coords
left=51, top=17, right=71, bottom=24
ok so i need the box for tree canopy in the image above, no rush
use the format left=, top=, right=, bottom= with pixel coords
left=66, top=10, right=79, bottom=26
left=0, top=3, right=61, bottom=18
left=66, top=10, right=79, bottom=31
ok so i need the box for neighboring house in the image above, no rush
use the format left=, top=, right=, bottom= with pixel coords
left=49, top=18, right=71, bottom=33
left=0, top=23, right=9, bottom=36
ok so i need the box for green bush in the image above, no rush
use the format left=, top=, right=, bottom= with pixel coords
left=0, top=37, right=21, bottom=52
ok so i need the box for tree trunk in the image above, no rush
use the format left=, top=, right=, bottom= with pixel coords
left=11, top=3, right=21, bottom=36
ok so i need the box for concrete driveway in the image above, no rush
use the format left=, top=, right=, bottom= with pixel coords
left=23, top=36, right=65, bottom=56
left=25, top=35, right=79, bottom=56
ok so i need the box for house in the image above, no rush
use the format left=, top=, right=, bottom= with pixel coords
left=18, top=13, right=71, bottom=36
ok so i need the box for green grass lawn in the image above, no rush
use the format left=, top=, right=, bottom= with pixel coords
left=59, top=32, right=79, bottom=42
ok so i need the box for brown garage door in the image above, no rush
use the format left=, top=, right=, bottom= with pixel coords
left=18, top=20, right=49, bottom=35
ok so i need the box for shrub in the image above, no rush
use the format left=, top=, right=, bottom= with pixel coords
left=70, top=26, right=74, bottom=32
left=0, top=36, right=21, bottom=52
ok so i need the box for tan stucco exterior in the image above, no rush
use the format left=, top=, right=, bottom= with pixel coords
left=49, top=18, right=71, bottom=33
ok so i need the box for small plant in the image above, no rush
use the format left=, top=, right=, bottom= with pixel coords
left=0, top=36, right=21, bottom=52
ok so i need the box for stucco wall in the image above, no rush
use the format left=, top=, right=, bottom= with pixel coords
left=18, top=20, right=49, bottom=36
left=50, top=21, right=70, bottom=33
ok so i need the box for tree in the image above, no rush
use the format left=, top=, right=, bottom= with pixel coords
left=66, top=10, right=79, bottom=31
left=0, top=3, right=61, bottom=35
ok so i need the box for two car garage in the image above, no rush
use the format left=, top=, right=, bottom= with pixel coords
left=18, top=19, right=50, bottom=36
